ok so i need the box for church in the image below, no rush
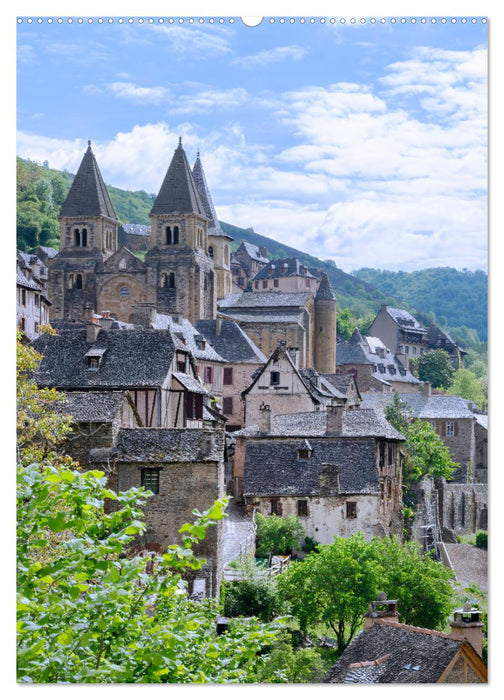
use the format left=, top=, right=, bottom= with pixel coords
left=41, top=137, right=337, bottom=374
left=44, top=138, right=233, bottom=326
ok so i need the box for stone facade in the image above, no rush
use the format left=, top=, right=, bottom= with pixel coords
left=436, top=479, right=488, bottom=536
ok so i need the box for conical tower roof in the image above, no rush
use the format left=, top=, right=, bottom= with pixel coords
left=315, top=272, right=336, bottom=301
left=59, top=141, right=117, bottom=220
left=349, top=328, right=364, bottom=345
left=192, top=153, right=228, bottom=237
left=150, top=138, right=207, bottom=217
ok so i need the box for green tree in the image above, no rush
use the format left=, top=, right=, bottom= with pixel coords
left=17, top=334, right=283, bottom=683
left=416, top=349, right=455, bottom=389
left=253, top=633, right=327, bottom=683
left=255, top=514, right=305, bottom=558
left=336, top=308, right=356, bottom=340
left=385, top=395, right=457, bottom=484
left=277, top=533, right=382, bottom=651
left=448, top=368, right=486, bottom=408
left=224, top=555, right=280, bottom=622
left=278, top=535, right=455, bottom=653
left=369, top=537, right=454, bottom=630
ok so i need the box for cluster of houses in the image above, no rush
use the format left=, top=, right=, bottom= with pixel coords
left=17, top=140, right=488, bottom=637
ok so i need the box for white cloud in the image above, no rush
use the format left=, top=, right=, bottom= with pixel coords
left=148, top=25, right=233, bottom=57
left=169, top=88, right=249, bottom=115
left=234, top=45, right=307, bottom=68
left=107, top=82, right=169, bottom=104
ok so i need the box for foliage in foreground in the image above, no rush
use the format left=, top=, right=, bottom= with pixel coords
left=253, top=632, right=327, bottom=683
left=277, top=533, right=455, bottom=652
left=17, top=464, right=281, bottom=683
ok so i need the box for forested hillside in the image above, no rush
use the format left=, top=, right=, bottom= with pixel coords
left=16, top=156, right=487, bottom=345
left=353, top=267, right=487, bottom=342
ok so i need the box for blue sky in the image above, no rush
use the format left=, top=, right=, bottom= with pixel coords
left=16, top=14, right=488, bottom=273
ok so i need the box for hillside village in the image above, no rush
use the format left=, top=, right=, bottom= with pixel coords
left=17, top=139, right=488, bottom=681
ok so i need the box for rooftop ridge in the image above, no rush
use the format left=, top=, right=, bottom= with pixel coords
left=374, top=618, right=455, bottom=640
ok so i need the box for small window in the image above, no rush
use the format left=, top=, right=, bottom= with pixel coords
left=19, top=317, right=25, bottom=331
left=346, top=501, right=357, bottom=519
left=173, top=226, right=179, bottom=244
left=404, top=346, right=409, bottom=355
left=254, top=281, right=259, bottom=289
left=75, top=274, right=83, bottom=290
left=297, top=500, right=308, bottom=517
left=298, top=449, right=310, bottom=461
left=34, top=322, right=39, bottom=334
left=204, top=366, right=213, bottom=384
left=223, top=397, right=233, bottom=414
left=273, top=279, right=279, bottom=288
left=262, top=280, right=268, bottom=289
left=223, top=367, right=233, bottom=385
left=445, top=421, right=455, bottom=437
left=412, top=346, right=417, bottom=355
left=208, top=246, right=214, bottom=259
left=81, top=228, right=88, bottom=247
left=86, top=356, right=100, bottom=369
left=141, top=468, right=160, bottom=495
left=270, top=498, right=282, bottom=516
left=166, top=226, right=172, bottom=245
left=270, top=371, right=280, bottom=386
left=21, top=289, right=26, bottom=306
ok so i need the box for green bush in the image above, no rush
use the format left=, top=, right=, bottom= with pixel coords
left=255, top=513, right=305, bottom=558
left=253, top=633, right=326, bottom=683
left=475, top=531, right=487, bottom=550
left=224, top=576, right=279, bottom=622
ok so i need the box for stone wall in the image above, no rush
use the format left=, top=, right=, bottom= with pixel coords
left=221, top=362, right=264, bottom=430
left=436, top=479, right=488, bottom=537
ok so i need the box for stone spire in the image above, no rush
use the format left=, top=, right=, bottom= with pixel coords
left=315, top=272, right=336, bottom=301
left=150, top=138, right=207, bottom=217
left=59, top=141, right=117, bottom=220
left=192, top=153, right=225, bottom=236
left=349, top=328, right=364, bottom=345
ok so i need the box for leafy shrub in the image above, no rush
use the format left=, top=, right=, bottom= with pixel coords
left=224, top=576, right=279, bottom=622
left=255, top=513, right=305, bottom=558
left=475, top=531, right=487, bottom=550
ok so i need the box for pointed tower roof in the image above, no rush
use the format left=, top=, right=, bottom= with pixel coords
left=150, top=138, right=207, bottom=217
left=192, top=153, right=231, bottom=238
left=349, top=328, right=364, bottom=345
left=315, top=273, right=336, bottom=301
left=59, top=141, right=117, bottom=220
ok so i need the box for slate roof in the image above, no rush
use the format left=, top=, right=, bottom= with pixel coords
left=60, top=390, right=128, bottom=422
left=17, top=263, right=42, bottom=291
left=385, top=306, right=427, bottom=333
left=299, top=368, right=346, bottom=401
left=337, top=335, right=421, bottom=385
left=59, top=142, right=118, bottom=220
left=253, top=257, right=317, bottom=281
left=150, top=139, right=206, bottom=217
left=173, top=372, right=208, bottom=395
left=324, top=621, right=468, bottom=684
left=218, top=310, right=306, bottom=326
left=239, top=242, right=269, bottom=264
left=235, top=408, right=404, bottom=441
left=218, top=291, right=312, bottom=310
left=194, top=319, right=267, bottom=363
left=315, top=273, right=336, bottom=301
left=151, top=314, right=225, bottom=362
left=97, top=427, right=225, bottom=463
left=361, top=392, right=476, bottom=420
left=192, top=154, right=232, bottom=239
left=243, top=436, right=380, bottom=497
left=321, top=373, right=362, bottom=401
left=35, top=246, right=58, bottom=258
left=32, top=327, right=177, bottom=389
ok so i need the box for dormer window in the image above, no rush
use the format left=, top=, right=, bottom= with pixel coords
left=85, top=347, right=105, bottom=370
left=298, top=449, right=310, bottom=461
left=87, top=356, right=100, bottom=369
left=270, top=371, right=280, bottom=386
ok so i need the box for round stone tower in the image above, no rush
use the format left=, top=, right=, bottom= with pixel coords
left=314, top=272, right=337, bottom=374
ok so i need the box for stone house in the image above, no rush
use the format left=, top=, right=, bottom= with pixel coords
left=218, top=272, right=337, bottom=373
left=232, top=404, right=405, bottom=542
left=194, top=318, right=267, bottom=431
left=368, top=305, right=428, bottom=367
left=324, top=596, right=486, bottom=683
left=32, top=321, right=211, bottom=429
left=17, top=251, right=52, bottom=340
left=337, top=329, right=426, bottom=394
left=362, top=393, right=486, bottom=484
left=427, top=322, right=467, bottom=369
left=231, top=241, right=269, bottom=288
left=251, top=257, right=320, bottom=293
left=242, top=344, right=347, bottom=428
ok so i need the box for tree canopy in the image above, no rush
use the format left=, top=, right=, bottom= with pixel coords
left=277, top=534, right=455, bottom=652
left=448, top=368, right=486, bottom=408
left=254, top=514, right=305, bottom=558
left=416, top=350, right=455, bottom=389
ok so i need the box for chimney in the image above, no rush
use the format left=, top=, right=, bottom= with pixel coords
left=326, top=403, right=345, bottom=435
left=100, top=310, right=114, bottom=330
left=258, top=403, right=271, bottom=434
left=449, top=602, right=484, bottom=657
left=420, top=381, right=432, bottom=397
left=86, top=314, right=101, bottom=343
left=216, top=317, right=222, bottom=335
left=364, top=593, right=400, bottom=629
left=130, top=302, right=156, bottom=329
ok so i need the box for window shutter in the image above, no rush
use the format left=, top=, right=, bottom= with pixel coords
left=454, top=421, right=459, bottom=436
left=441, top=421, right=446, bottom=437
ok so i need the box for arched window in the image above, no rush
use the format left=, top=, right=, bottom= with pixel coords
left=75, top=274, right=83, bottom=290
left=68, top=273, right=74, bottom=289
left=208, top=246, right=214, bottom=259
left=74, top=229, right=81, bottom=247
left=166, top=226, right=172, bottom=245
left=168, top=272, right=175, bottom=289
left=82, top=229, right=88, bottom=247
left=224, top=245, right=229, bottom=265
left=173, top=226, right=179, bottom=244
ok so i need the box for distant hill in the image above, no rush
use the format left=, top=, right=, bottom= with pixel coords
left=16, top=156, right=486, bottom=342
left=353, top=267, right=487, bottom=342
